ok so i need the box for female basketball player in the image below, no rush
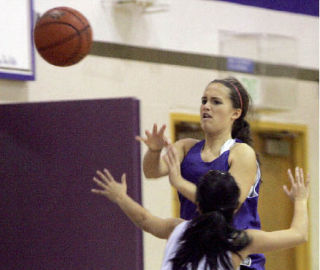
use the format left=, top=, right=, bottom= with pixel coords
left=136, top=77, right=264, bottom=269
left=91, top=164, right=309, bottom=270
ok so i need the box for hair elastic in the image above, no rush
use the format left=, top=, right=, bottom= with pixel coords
left=229, top=82, right=243, bottom=110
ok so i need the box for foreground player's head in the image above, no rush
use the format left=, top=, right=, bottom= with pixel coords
left=172, top=170, right=249, bottom=270
left=196, top=170, right=240, bottom=221
left=201, top=76, right=253, bottom=145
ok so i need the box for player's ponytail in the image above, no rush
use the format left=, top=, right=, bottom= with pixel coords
left=172, top=211, right=250, bottom=270
left=171, top=170, right=251, bottom=270
left=232, top=118, right=252, bottom=145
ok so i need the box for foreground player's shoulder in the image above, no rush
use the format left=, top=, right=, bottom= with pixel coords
left=229, top=142, right=256, bottom=163
left=175, top=138, right=200, bottom=155
left=161, top=218, right=185, bottom=239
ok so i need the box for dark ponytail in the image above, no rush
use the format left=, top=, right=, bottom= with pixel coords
left=212, top=77, right=253, bottom=146
left=171, top=170, right=252, bottom=270
left=232, top=118, right=252, bottom=146
left=172, top=211, right=250, bottom=270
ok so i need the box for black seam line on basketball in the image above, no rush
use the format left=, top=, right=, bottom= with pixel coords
left=36, top=21, right=88, bottom=31
left=37, top=25, right=90, bottom=51
left=48, top=24, right=85, bottom=66
left=61, top=25, right=87, bottom=65
left=59, top=33, right=83, bottom=65
left=58, top=7, right=87, bottom=26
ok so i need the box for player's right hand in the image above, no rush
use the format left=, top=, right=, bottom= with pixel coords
left=135, top=123, right=169, bottom=152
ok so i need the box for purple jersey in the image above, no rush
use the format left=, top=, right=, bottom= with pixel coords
left=180, top=139, right=265, bottom=270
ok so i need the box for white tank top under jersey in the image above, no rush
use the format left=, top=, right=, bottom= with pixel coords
left=161, top=221, right=235, bottom=270
left=221, top=139, right=261, bottom=199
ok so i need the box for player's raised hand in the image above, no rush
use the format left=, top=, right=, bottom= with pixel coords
left=283, top=167, right=310, bottom=202
left=92, top=169, right=127, bottom=203
left=163, top=145, right=182, bottom=188
left=135, top=123, right=169, bottom=152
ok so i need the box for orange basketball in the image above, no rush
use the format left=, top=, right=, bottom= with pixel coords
left=34, top=7, right=93, bottom=67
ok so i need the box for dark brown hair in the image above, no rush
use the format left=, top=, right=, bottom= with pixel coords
left=211, top=77, right=253, bottom=146
left=171, top=170, right=251, bottom=270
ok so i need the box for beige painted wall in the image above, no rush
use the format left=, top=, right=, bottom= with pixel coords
left=0, top=54, right=318, bottom=269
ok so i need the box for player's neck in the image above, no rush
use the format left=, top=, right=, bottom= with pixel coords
left=203, top=131, right=232, bottom=154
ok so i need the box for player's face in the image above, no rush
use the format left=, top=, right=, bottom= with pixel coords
left=200, top=83, right=239, bottom=134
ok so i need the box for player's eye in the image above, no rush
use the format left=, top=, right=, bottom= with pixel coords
left=211, top=99, right=222, bottom=105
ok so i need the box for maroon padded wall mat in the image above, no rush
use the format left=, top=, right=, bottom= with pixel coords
left=0, top=98, right=142, bottom=270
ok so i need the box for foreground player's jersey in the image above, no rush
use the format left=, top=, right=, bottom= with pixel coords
left=179, top=138, right=265, bottom=270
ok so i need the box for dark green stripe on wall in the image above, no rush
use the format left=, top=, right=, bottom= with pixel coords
left=90, top=41, right=319, bottom=82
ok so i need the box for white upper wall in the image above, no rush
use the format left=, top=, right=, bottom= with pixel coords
left=34, top=0, right=319, bottom=69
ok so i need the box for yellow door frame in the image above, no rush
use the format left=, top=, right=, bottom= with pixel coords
left=170, top=112, right=310, bottom=270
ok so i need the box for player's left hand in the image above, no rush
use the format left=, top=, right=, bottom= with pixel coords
left=163, top=145, right=183, bottom=188
left=92, top=169, right=127, bottom=203
left=283, top=167, right=310, bottom=202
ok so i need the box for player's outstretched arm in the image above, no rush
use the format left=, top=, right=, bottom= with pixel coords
left=242, top=167, right=310, bottom=256
left=91, top=169, right=183, bottom=239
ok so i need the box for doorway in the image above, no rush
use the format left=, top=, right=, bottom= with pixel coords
left=250, top=121, right=308, bottom=270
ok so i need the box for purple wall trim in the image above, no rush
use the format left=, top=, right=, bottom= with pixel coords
left=30, top=0, right=36, bottom=80
left=0, top=72, right=35, bottom=81
left=212, top=0, right=319, bottom=16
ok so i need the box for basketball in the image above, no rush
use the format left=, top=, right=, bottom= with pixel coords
left=34, top=7, right=93, bottom=67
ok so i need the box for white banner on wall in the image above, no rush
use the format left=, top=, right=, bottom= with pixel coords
left=0, top=0, right=35, bottom=80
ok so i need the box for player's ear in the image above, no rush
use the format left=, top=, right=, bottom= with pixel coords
left=231, top=108, right=242, bottom=120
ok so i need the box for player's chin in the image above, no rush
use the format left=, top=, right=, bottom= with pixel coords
left=200, top=118, right=212, bottom=129
left=200, top=120, right=214, bottom=132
